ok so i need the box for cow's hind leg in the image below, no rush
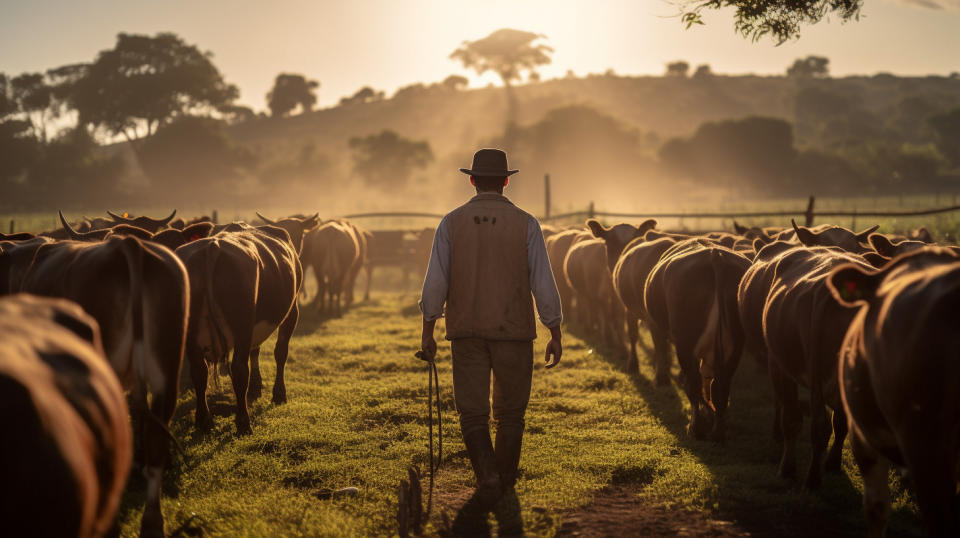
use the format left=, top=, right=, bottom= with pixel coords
left=648, top=322, right=672, bottom=386
left=272, top=304, right=299, bottom=404
left=824, top=407, right=847, bottom=473
left=851, top=433, right=891, bottom=538
left=248, top=346, right=262, bottom=401
left=231, top=335, right=254, bottom=435
left=676, top=343, right=708, bottom=439
left=188, top=342, right=213, bottom=431
left=140, top=371, right=179, bottom=537
left=626, top=313, right=640, bottom=376
left=769, top=361, right=801, bottom=480
left=709, top=339, right=743, bottom=444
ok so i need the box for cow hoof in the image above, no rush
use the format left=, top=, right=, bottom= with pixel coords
left=196, top=414, right=214, bottom=432
left=139, top=513, right=164, bottom=538
left=778, top=463, right=797, bottom=481
left=236, top=421, right=253, bottom=436
left=272, top=393, right=287, bottom=405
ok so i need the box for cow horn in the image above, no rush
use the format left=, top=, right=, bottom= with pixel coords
left=59, top=211, right=83, bottom=240
left=855, top=224, right=880, bottom=242
left=106, top=210, right=131, bottom=222
left=790, top=219, right=801, bottom=235
left=256, top=211, right=276, bottom=225
left=733, top=220, right=748, bottom=235
left=157, top=209, right=177, bottom=225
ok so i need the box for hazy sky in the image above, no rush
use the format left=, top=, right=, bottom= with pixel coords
left=2, top=0, right=958, bottom=110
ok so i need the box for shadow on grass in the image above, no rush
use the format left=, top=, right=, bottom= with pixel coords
left=570, top=321, right=923, bottom=538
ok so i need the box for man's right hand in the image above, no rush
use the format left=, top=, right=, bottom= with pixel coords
left=545, top=325, right=562, bottom=369
left=421, top=318, right=438, bottom=360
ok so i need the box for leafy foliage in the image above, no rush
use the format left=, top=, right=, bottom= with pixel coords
left=787, top=55, right=830, bottom=78
left=665, top=61, right=690, bottom=78
left=679, top=0, right=863, bottom=43
left=348, top=130, right=433, bottom=187
left=66, top=32, right=238, bottom=142
left=450, top=29, right=553, bottom=87
left=267, top=73, right=320, bottom=117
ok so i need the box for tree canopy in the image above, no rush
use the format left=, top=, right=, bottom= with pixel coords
left=348, top=130, right=433, bottom=187
left=450, top=29, right=552, bottom=87
left=787, top=56, right=830, bottom=78
left=66, top=32, right=238, bottom=143
left=267, top=73, right=320, bottom=117
left=666, top=61, right=690, bottom=78
left=680, top=0, right=863, bottom=43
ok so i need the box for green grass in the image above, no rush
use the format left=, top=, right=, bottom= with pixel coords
left=116, top=293, right=921, bottom=537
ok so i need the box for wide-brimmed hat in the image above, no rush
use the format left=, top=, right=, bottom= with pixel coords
left=459, top=148, right=519, bottom=177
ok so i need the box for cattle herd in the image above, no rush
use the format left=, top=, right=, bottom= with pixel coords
left=0, top=210, right=374, bottom=537
left=547, top=217, right=958, bottom=537
left=0, top=208, right=957, bottom=536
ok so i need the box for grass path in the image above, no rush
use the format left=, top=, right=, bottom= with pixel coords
left=117, top=293, right=921, bottom=537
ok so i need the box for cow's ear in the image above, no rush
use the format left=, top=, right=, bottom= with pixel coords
left=791, top=220, right=818, bottom=247
left=862, top=252, right=889, bottom=269
left=637, top=219, right=657, bottom=235
left=302, top=213, right=321, bottom=232
left=733, top=221, right=748, bottom=235
left=182, top=221, right=214, bottom=241
left=586, top=219, right=606, bottom=238
left=644, top=230, right=665, bottom=241
left=868, top=233, right=896, bottom=257
left=855, top=224, right=881, bottom=243
left=827, top=263, right=880, bottom=307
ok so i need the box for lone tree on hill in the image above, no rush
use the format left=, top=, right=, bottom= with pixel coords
left=787, top=56, right=830, bottom=78
left=665, top=61, right=690, bottom=78
left=442, top=74, right=469, bottom=91
left=678, top=0, right=863, bottom=43
left=65, top=32, right=238, bottom=147
left=450, top=28, right=552, bottom=127
left=267, top=73, right=320, bottom=117
left=348, top=130, right=433, bottom=188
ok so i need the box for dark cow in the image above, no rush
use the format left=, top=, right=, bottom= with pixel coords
left=761, top=245, right=876, bottom=489
left=0, top=235, right=189, bottom=536
left=333, top=219, right=368, bottom=309
left=774, top=220, right=879, bottom=253
left=58, top=211, right=215, bottom=250
left=612, top=235, right=677, bottom=380
left=0, top=294, right=132, bottom=538
left=301, top=220, right=360, bottom=315
left=176, top=214, right=318, bottom=435
left=733, top=221, right=780, bottom=244
left=106, top=209, right=178, bottom=232
left=644, top=239, right=751, bottom=441
left=827, top=248, right=960, bottom=537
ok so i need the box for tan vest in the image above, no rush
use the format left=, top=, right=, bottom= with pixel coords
left=445, top=193, right=536, bottom=341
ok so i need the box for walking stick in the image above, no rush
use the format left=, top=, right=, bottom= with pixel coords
left=415, top=349, right=443, bottom=516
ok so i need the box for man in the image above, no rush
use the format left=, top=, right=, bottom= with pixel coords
left=419, top=148, right=563, bottom=504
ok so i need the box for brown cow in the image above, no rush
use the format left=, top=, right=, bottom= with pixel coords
left=612, top=235, right=677, bottom=380
left=333, top=219, right=368, bottom=309
left=58, top=211, right=215, bottom=251
left=176, top=215, right=318, bottom=435
left=0, top=235, right=189, bottom=536
left=775, top=220, right=879, bottom=253
left=0, top=294, right=132, bottom=538
left=761, top=245, right=877, bottom=489
left=644, top=240, right=751, bottom=441
left=827, top=248, right=960, bottom=537
left=300, top=220, right=360, bottom=315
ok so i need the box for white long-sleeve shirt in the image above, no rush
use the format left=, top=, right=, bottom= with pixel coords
left=419, top=198, right=563, bottom=329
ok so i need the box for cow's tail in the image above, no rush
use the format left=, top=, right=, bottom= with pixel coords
left=705, top=248, right=728, bottom=411
left=118, top=236, right=146, bottom=389
left=203, top=242, right=229, bottom=371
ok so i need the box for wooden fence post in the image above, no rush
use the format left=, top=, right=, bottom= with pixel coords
left=8, top=219, right=13, bottom=234
left=544, top=174, right=551, bottom=219
left=588, top=201, right=595, bottom=220
left=851, top=208, right=857, bottom=231
left=804, top=196, right=816, bottom=227
left=212, top=209, right=218, bottom=224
